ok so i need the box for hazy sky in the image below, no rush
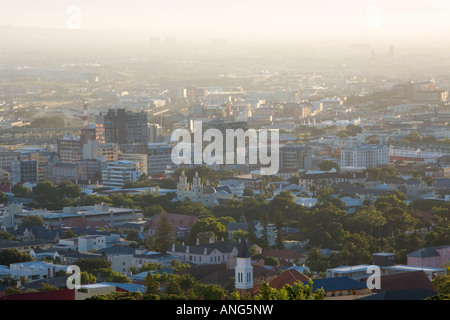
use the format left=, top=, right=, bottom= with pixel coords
left=1, top=0, right=449, bottom=44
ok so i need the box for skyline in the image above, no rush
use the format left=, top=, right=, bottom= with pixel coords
left=1, top=0, right=450, bottom=48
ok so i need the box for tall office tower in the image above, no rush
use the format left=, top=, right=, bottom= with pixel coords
left=80, top=124, right=97, bottom=145
left=279, top=144, right=306, bottom=170
left=99, top=109, right=148, bottom=145
left=11, top=160, right=39, bottom=184
left=148, top=123, right=162, bottom=143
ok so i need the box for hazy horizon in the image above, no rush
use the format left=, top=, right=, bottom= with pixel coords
left=1, top=0, right=450, bottom=52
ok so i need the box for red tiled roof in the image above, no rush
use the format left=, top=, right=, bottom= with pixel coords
left=268, top=269, right=310, bottom=290
left=62, top=217, right=112, bottom=229
left=369, top=271, right=436, bottom=294
left=0, top=289, right=75, bottom=300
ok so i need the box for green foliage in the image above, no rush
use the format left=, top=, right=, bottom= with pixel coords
left=231, top=230, right=249, bottom=242
left=74, top=257, right=112, bottom=273
left=263, top=256, right=279, bottom=267
left=97, top=268, right=131, bottom=283
left=0, top=230, right=15, bottom=240
left=194, top=284, right=226, bottom=300
left=0, top=249, right=34, bottom=266
left=11, top=184, right=31, bottom=197
left=38, top=283, right=59, bottom=292
left=154, top=214, right=175, bottom=252
left=80, top=271, right=97, bottom=284
left=189, top=216, right=227, bottom=244
left=88, top=292, right=143, bottom=300
left=318, top=160, right=340, bottom=172
left=0, top=191, right=8, bottom=204
left=305, top=247, right=331, bottom=273
left=62, top=228, right=77, bottom=239
left=233, top=280, right=324, bottom=300
left=20, top=215, right=45, bottom=227
left=5, top=286, right=23, bottom=295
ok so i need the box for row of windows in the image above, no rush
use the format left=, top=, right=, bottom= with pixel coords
left=237, top=272, right=252, bottom=283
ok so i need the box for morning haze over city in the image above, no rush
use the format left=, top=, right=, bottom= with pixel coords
left=0, top=0, right=449, bottom=306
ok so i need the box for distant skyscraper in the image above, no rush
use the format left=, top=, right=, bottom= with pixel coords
left=389, top=45, right=394, bottom=59
left=98, top=109, right=148, bottom=146
left=166, top=37, right=177, bottom=47
left=149, top=37, right=161, bottom=47
left=11, top=160, right=38, bottom=185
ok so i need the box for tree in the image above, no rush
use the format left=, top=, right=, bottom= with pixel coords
left=11, top=184, right=31, bottom=198
left=189, top=217, right=226, bottom=244
left=243, top=188, right=254, bottom=197
left=274, top=211, right=284, bottom=249
left=39, top=283, right=59, bottom=292
left=97, top=268, right=131, bottom=283
left=305, top=247, right=331, bottom=273
left=20, top=215, right=44, bottom=227
left=0, top=249, right=34, bottom=266
left=231, top=230, right=249, bottom=242
left=194, top=284, right=227, bottom=300
left=432, top=265, right=450, bottom=295
left=88, top=292, right=143, bottom=300
left=154, top=214, right=175, bottom=252
left=33, top=181, right=59, bottom=203
left=318, top=160, right=340, bottom=172
left=4, top=287, right=22, bottom=296
left=233, top=280, right=324, bottom=300
left=62, top=228, right=77, bottom=239
left=263, top=256, right=280, bottom=268
left=80, top=271, right=97, bottom=284
left=58, top=180, right=82, bottom=199
left=0, top=191, right=8, bottom=204
left=74, top=258, right=112, bottom=273
left=0, top=230, right=14, bottom=240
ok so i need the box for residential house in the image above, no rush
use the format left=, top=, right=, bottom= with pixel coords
left=9, top=261, right=67, bottom=282
left=407, top=245, right=450, bottom=269
left=168, top=241, right=240, bottom=265
left=305, top=277, right=370, bottom=299
left=78, top=235, right=107, bottom=253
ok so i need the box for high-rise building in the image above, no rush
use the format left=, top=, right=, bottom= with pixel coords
left=279, top=144, right=306, bottom=170
left=148, top=123, right=162, bottom=143
left=99, top=109, right=148, bottom=146
left=147, top=143, right=173, bottom=175
left=11, top=160, right=39, bottom=185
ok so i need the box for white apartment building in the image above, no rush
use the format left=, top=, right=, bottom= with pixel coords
left=78, top=235, right=107, bottom=253
left=102, top=160, right=140, bottom=188
left=341, top=144, right=389, bottom=168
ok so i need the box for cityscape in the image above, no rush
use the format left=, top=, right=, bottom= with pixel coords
left=0, top=0, right=449, bottom=306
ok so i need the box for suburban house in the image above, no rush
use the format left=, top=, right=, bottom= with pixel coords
left=78, top=235, right=107, bottom=253
left=358, top=270, right=438, bottom=300
left=9, top=261, right=67, bottom=282
left=407, top=245, right=450, bottom=269
left=132, top=251, right=179, bottom=269
left=305, top=277, right=370, bottom=299
left=168, top=241, right=240, bottom=265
